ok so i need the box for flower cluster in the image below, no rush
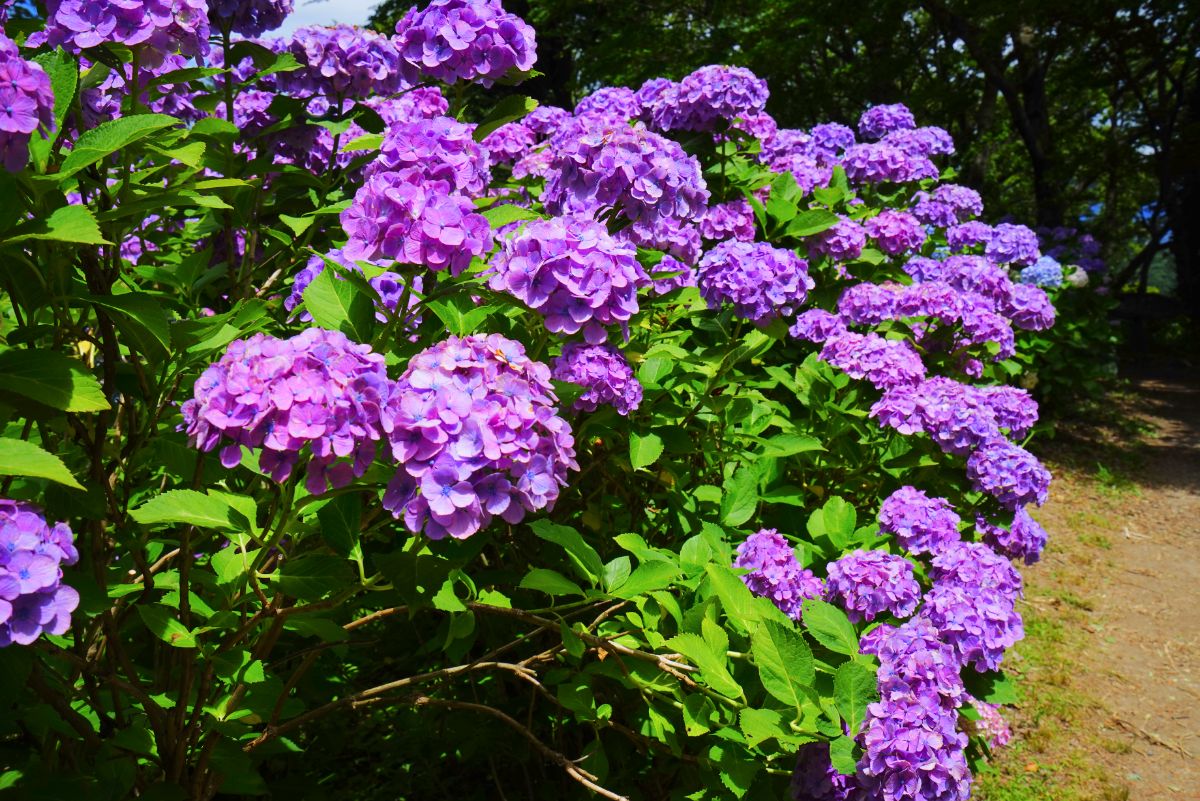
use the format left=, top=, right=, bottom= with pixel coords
left=34, top=0, right=210, bottom=59
left=369, top=115, right=491, bottom=196
left=276, top=24, right=407, bottom=98
left=699, top=199, right=756, bottom=243
left=819, top=333, right=927, bottom=390
left=543, top=121, right=710, bottom=226
left=878, top=486, right=962, bottom=555
left=182, top=329, right=392, bottom=495
left=697, top=240, right=813, bottom=324
left=481, top=121, right=536, bottom=167
left=977, top=508, right=1048, bottom=565
left=963, top=697, right=1012, bottom=749
left=393, top=0, right=537, bottom=86
left=551, top=343, right=643, bottom=415
left=575, top=86, right=641, bottom=122
left=653, top=65, right=769, bottom=132
left=341, top=169, right=493, bottom=274
left=0, top=500, right=79, bottom=648
left=858, top=103, right=916, bottom=140
left=488, top=216, right=649, bottom=343
left=808, top=217, right=867, bottom=263
left=209, top=0, right=293, bottom=36
left=912, top=185, right=983, bottom=228
left=1019, top=256, right=1064, bottom=288
left=922, top=541, right=1024, bottom=671
left=380, top=335, right=577, bottom=539
left=0, top=35, right=55, bottom=174
left=734, top=529, right=824, bottom=621
left=825, top=549, right=921, bottom=622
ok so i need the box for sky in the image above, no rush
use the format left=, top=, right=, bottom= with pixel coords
left=277, top=0, right=377, bottom=35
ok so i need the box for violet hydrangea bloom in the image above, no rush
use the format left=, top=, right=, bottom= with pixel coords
left=574, top=86, right=641, bottom=121
left=734, top=529, right=824, bottom=622
left=858, top=103, right=917, bottom=140
left=819, top=332, right=927, bottom=391
left=552, top=342, right=643, bottom=415
left=966, top=438, right=1052, bottom=509
left=393, top=0, right=537, bottom=87
left=808, top=217, right=867, bottom=262
left=977, top=508, right=1049, bottom=565
left=368, top=115, right=491, bottom=196
left=488, top=216, right=649, bottom=343
left=365, top=87, right=450, bottom=125
left=481, top=121, right=535, bottom=167
left=841, top=142, right=937, bottom=185
left=697, top=240, right=813, bottom=324
left=0, top=500, right=79, bottom=648
left=275, top=25, right=407, bottom=98
left=883, top=125, right=955, bottom=158
left=825, top=549, right=921, bottom=623
left=208, top=0, right=293, bottom=36
left=945, top=221, right=993, bottom=252
left=789, top=309, right=847, bottom=343
left=544, top=120, right=710, bottom=226
left=878, top=486, right=962, bottom=555
left=380, top=334, right=578, bottom=540
left=837, top=282, right=904, bottom=326
left=182, top=329, right=393, bottom=495
left=912, top=184, right=983, bottom=228
left=985, top=223, right=1040, bottom=266
left=34, top=0, right=210, bottom=60
left=654, top=64, right=769, bottom=132
left=524, top=104, right=571, bottom=136
left=929, top=540, right=1023, bottom=601
left=341, top=168, right=493, bottom=274
left=0, top=35, right=55, bottom=174
left=920, top=581, right=1023, bottom=672
left=863, top=210, right=926, bottom=256
left=286, top=249, right=423, bottom=327
left=1002, top=284, right=1056, bottom=331
left=699, top=199, right=756, bottom=242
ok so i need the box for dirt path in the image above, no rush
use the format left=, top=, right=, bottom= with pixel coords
left=978, top=376, right=1200, bottom=801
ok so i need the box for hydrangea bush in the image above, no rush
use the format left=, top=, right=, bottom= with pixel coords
left=0, top=3, right=1079, bottom=799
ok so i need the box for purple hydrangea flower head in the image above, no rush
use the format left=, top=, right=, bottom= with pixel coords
left=275, top=24, right=407, bottom=98
left=858, top=103, right=917, bottom=140
left=341, top=168, right=493, bottom=274
left=699, top=199, right=756, bottom=242
left=655, top=64, right=769, bottom=132
left=524, top=104, right=571, bottom=136
left=209, top=0, right=293, bottom=36
left=977, top=508, right=1048, bottom=565
left=945, top=221, right=993, bottom=252
left=883, top=126, right=955, bottom=158
left=841, top=142, right=937, bottom=185
left=858, top=698, right=972, bottom=801
left=380, top=334, right=578, bottom=539
left=760, top=128, right=811, bottom=164
left=552, top=343, right=643, bottom=415
left=864, top=211, right=926, bottom=256
left=543, top=120, right=710, bottom=226
left=825, top=549, right=921, bottom=623
left=488, top=216, right=650, bottom=343
left=286, top=249, right=423, bottom=327
left=766, top=153, right=835, bottom=194
left=182, top=329, right=393, bottom=496
left=912, top=185, right=983, bottom=228
left=820, top=332, right=927, bottom=390
left=614, top=216, right=702, bottom=266
left=873, top=618, right=965, bottom=708
left=963, top=697, right=1012, bottom=749
left=976, top=385, right=1038, bottom=438
left=985, top=223, right=1040, bottom=266
left=895, top=281, right=962, bottom=323
left=958, top=297, right=1016, bottom=360
left=734, top=529, right=824, bottom=621
left=633, top=77, right=677, bottom=126
left=940, top=255, right=1016, bottom=309
left=837, top=282, right=905, bottom=326
left=871, top=377, right=1008, bottom=454
left=790, top=742, right=860, bottom=801
left=648, top=254, right=698, bottom=295
left=879, top=487, right=962, bottom=555
left=1019, top=256, right=1064, bottom=288
left=929, top=540, right=1023, bottom=601
left=369, top=115, right=491, bottom=196
left=34, top=0, right=210, bottom=60
left=481, top=121, right=535, bottom=167
left=808, top=123, right=857, bottom=162
left=0, top=35, right=56, bottom=173
left=808, top=217, right=867, bottom=262
left=789, top=309, right=847, bottom=343
left=393, top=0, right=537, bottom=86
left=966, top=438, right=1051, bottom=510
left=0, top=500, right=80, bottom=648
left=364, top=87, right=450, bottom=125
left=732, top=110, right=778, bottom=141
left=920, top=581, right=1023, bottom=672
left=574, top=86, right=641, bottom=122
left=697, top=240, right=813, bottom=324
left=1002, top=284, right=1056, bottom=331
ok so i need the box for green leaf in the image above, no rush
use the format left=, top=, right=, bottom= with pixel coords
left=601, top=556, right=631, bottom=593
left=666, top=633, right=741, bottom=698
left=682, top=693, right=716, bottom=736
left=637, top=356, right=674, bottom=387
left=801, top=599, right=859, bottom=656
left=828, top=734, right=858, bottom=776
left=29, top=50, right=78, bottom=171
left=89, top=293, right=173, bottom=361
left=274, top=555, right=351, bottom=601
left=481, top=203, right=540, bottom=228
left=3, top=205, right=110, bottom=245
left=136, top=605, right=196, bottom=648
left=785, top=209, right=840, bottom=238
left=473, top=95, right=538, bottom=141
left=806, top=496, right=858, bottom=549
left=629, top=430, right=664, bottom=471
left=529, top=519, right=603, bottom=585
left=303, top=263, right=374, bottom=342
left=519, top=568, right=583, bottom=597
left=759, top=433, right=825, bottom=457
left=835, top=661, right=878, bottom=736
left=706, top=563, right=763, bottom=628
left=720, top=464, right=759, bottom=527
left=739, top=708, right=785, bottom=748
left=611, top=561, right=680, bottom=599
left=57, top=113, right=179, bottom=180
left=0, top=438, right=84, bottom=490
left=341, top=133, right=383, bottom=152
left=0, top=348, right=108, bottom=411
left=753, top=620, right=816, bottom=709
left=317, top=493, right=362, bottom=560
left=130, top=490, right=239, bottom=531
left=964, top=669, right=1019, bottom=705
